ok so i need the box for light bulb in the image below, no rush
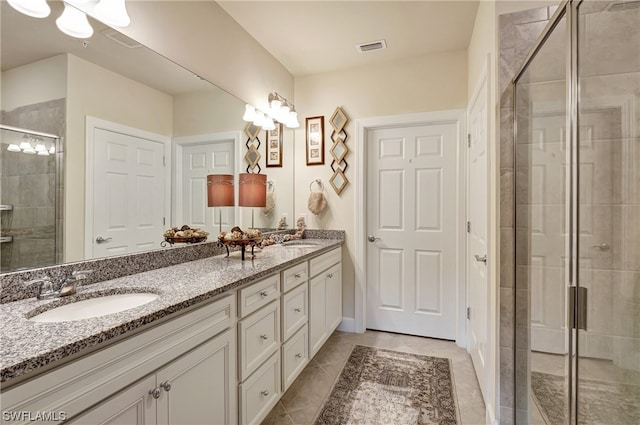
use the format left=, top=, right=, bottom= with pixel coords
left=7, top=0, right=51, bottom=18
left=49, top=145, right=56, bottom=154
left=7, top=144, right=21, bottom=152
left=286, top=111, right=300, bottom=129
left=278, top=104, right=291, bottom=123
left=242, top=104, right=256, bottom=122
left=56, top=3, right=94, bottom=39
left=35, top=142, right=47, bottom=152
left=94, top=0, right=131, bottom=27
left=253, top=112, right=265, bottom=127
left=19, top=141, right=32, bottom=151
left=37, top=150, right=50, bottom=156
left=23, top=147, right=37, bottom=154
left=263, top=116, right=276, bottom=131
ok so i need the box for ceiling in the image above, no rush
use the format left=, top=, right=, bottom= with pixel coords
left=217, top=0, right=480, bottom=77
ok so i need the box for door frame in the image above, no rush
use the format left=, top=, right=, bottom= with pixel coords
left=84, top=116, right=171, bottom=259
left=172, top=131, right=242, bottom=228
left=354, top=109, right=467, bottom=346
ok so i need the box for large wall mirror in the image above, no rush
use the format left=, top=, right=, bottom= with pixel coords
left=0, top=2, right=295, bottom=273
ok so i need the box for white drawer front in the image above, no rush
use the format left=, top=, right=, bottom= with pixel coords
left=281, top=282, right=308, bottom=341
left=282, top=324, right=308, bottom=392
left=238, top=300, right=280, bottom=381
left=238, top=274, right=280, bottom=318
left=281, top=262, right=308, bottom=293
left=309, top=247, right=341, bottom=277
left=239, top=351, right=280, bottom=425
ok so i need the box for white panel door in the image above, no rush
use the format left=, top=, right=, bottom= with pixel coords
left=366, top=122, right=458, bottom=339
left=93, top=129, right=165, bottom=258
left=467, top=71, right=490, bottom=403
left=180, top=141, right=234, bottom=234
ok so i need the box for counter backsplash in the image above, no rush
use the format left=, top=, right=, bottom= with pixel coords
left=0, top=229, right=345, bottom=304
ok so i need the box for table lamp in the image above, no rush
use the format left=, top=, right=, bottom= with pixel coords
left=238, top=173, right=267, bottom=228
left=207, top=174, right=235, bottom=233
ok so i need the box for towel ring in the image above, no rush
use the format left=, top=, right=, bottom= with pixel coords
left=310, top=179, right=324, bottom=193
left=267, top=180, right=275, bottom=193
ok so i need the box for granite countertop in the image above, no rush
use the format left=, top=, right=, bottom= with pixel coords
left=0, top=239, right=342, bottom=385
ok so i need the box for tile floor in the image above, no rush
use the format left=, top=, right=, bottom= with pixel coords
left=262, top=330, right=487, bottom=425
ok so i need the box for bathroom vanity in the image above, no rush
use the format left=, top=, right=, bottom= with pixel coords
left=0, top=238, right=343, bottom=425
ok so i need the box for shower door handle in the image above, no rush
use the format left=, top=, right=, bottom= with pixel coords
left=95, top=236, right=112, bottom=244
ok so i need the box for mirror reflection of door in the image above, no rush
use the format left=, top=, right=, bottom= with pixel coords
left=92, top=128, right=167, bottom=259
left=179, top=140, right=235, bottom=236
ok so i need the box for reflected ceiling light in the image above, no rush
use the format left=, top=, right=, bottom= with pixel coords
left=7, top=0, right=51, bottom=18
left=49, top=145, right=56, bottom=154
left=56, top=3, right=94, bottom=39
left=7, top=144, right=21, bottom=152
left=19, top=139, right=32, bottom=151
left=23, top=147, right=37, bottom=154
left=94, top=0, right=131, bottom=28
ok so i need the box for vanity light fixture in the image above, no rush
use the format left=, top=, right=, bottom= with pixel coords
left=7, top=0, right=51, bottom=18
left=94, top=0, right=131, bottom=28
left=242, top=105, right=257, bottom=122
left=241, top=93, right=300, bottom=131
left=57, top=2, right=94, bottom=39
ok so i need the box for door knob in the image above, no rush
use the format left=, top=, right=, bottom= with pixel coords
left=368, top=235, right=381, bottom=242
left=474, top=254, right=487, bottom=263
left=95, top=236, right=112, bottom=244
left=592, top=243, right=610, bottom=251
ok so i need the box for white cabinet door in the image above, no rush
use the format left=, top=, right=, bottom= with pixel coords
left=70, top=376, right=156, bottom=425
left=309, top=272, right=327, bottom=357
left=157, top=329, right=236, bottom=425
left=325, top=263, right=342, bottom=333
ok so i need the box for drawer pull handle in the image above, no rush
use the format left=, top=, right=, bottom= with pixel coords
left=327, top=273, right=333, bottom=278
left=260, top=291, right=269, bottom=297
left=261, top=390, right=270, bottom=397
left=294, top=307, right=302, bottom=313
left=295, top=352, right=302, bottom=358
left=294, top=273, right=302, bottom=278
left=260, top=334, right=269, bottom=340
left=160, top=381, right=172, bottom=392
left=150, top=387, right=161, bottom=399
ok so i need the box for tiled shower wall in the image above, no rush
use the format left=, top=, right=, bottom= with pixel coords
left=1, top=99, right=65, bottom=271
left=498, top=6, right=554, bottom=425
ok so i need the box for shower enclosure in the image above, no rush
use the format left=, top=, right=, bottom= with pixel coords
left=514, top=0, right=639, bottom=423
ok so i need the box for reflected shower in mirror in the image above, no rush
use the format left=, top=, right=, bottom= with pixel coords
left=0, top=1, right=294, bottom=272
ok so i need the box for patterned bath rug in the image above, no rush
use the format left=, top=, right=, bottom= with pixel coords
left=314, top=345, right=459, bottom=425
left=531, top=371, right=640, bottom=425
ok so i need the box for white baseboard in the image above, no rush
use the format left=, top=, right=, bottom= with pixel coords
left=337, top=317, right=356, bottom=333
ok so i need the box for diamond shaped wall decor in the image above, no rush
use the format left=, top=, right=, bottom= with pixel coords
left=329, top=107, right=349, bottom=195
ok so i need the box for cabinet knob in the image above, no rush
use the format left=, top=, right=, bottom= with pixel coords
left=294, top=273, right=302, bottom=278
left=160, top=381, right=172, bottom=392
left=260, top=334, right=269, bottom=340
left=295, top=352, right=302, bottom=359
left=294, top=307, right=302, bottom=313
left=149, top=387, right=161, bottom=399
left=260, top=291, right=268, bottom=297
left=261, top=390, right=270, bottom=397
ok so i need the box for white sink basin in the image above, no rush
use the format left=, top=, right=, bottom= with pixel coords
left=29, top=293, right=159, bottom=323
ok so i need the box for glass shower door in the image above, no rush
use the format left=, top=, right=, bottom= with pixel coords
left=514, top=11, right=572, bottom=425
left=576, top=1, right=640, bottom=423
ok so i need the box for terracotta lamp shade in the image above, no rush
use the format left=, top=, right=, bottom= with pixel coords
left=239, top=173, right=267, bottom=207
left=207, top=174, right=235, bottom=207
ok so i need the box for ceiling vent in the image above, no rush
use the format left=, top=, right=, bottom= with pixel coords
left=607, top=0, right=640, bottom=11
left=101, top=28, right=142, bottom=48
left=356, top=39, right=387, bottom=53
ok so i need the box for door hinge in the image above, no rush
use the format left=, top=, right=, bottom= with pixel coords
left=466, top=307, right=471, bottom=320
left=466, top=221, right=471, bottom=233
left=568, top=286, right=588, bottom=330
left=467, top=134, right=471, bottom=147
left=163, top=217, right=166, bottom=226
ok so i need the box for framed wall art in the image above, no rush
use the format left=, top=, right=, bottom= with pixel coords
left=265, top=123, right=283, bottom=167
left=305, top=116, right=324, bottom=165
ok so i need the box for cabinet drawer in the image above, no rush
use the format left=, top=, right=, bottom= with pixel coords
left=239, top=351, right=280, bottom=425
left=309, top=247, right=341, bottom=277
left=238, top=274, right=280, bottom=318
left=281, top=262, right=308, bottom=293
left=282, top=282, right=308, bottom=341
left=282, top=324, right=308, bottom=392
left=238, top=300, right=280, bottom=381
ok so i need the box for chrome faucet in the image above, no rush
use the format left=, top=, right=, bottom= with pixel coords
left=26, top=270, right=93, bottom=300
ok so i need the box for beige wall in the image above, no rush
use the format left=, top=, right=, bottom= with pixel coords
left=293, top=50, right=468, bottom=319
left=65, top=54, right=173, bottom=261
left=1, top=55, right=67, bottom=111
left=75, top=1, right=294, bottom=110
